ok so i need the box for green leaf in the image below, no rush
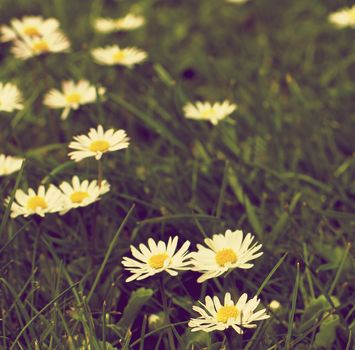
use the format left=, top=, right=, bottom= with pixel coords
left=314, top=315, right=340, bottom=349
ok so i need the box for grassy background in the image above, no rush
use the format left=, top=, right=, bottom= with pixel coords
left=0, top=0, right=354, bottom=349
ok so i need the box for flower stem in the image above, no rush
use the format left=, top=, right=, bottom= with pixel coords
left=97, top=159, right=103, bottom=188
left=159, top=276, right=176, bottom=350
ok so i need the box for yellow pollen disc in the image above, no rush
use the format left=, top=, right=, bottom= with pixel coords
left=215, top=248, right=237, bottom=267
left=27, top=196, right=47, bottom=211
left=23, top=26, right=40, bottom=37
left=113, top=51, right=125, bottom=62
left=148, top=253, right=169, bottom=269
left=89, top=140, right=110, bottom=152
left=201, top=108, right=215, bottom=118
left=32, top=40, right=49, bottom=53
left=217, top=305, right=239, bottom=323
left=66, top=92, right=81, bottom=104
left=70, top=191, right=89, bottom=203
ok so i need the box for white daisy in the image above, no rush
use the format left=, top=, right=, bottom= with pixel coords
left=94, top=14, right=145, bottom=33
left=122, top=236, right=191, bottom=282
left=43, top=80, right=106, bottom=120
left=189, top=292, right=270, bottom=334
left=0, top=16, right=60, bottom=42
left=11, top=31, right=70, bottom=60
left=183, top=100, right=237, bottom=125
left=68, top=125, right=130, bottom=162
left=328, top=6, right=355, bottom=28
left=0, top=82, right=24, bottom=112
left=59, top=176, right=110, bottom=214
left=0, top=154, right=24, bottom=176
left=226, top=0, right=250, bottom=4
left=91, top=45, right=147, bottom=68
left=190, top=229, right=263, bottom=283
left=6, top=185, right=64, bottom=218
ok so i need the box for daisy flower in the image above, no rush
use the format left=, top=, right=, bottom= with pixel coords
left=11, top=31, right=70, bottom=60
left=190, top=229, right=263, bottom=283
left=91, top=45, right=147, bottom=68
left=43, top=80, right=106, bottom=120
left=0, top=16, right=60, bottom=42
left=183, top=100, right=237, bottom=125
left=68, top=125, right=130, bottom=162
left=328, top=6, right=355, bottom=28
left=0, top=82, right=24, bottom=112
left=59, top=176, right=110, bottom=214
left=226, top=0, right=250, bottom=4
left=94, top=14, right=145, bottom=33
left=189, top=292, right=270, bottom=334
left=0, top=154, right=24, bottom=176
left=6, top=185, right=63, bottom=218
left=122, top=236, right=191, bottom=282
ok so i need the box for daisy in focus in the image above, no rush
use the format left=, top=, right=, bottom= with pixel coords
left=189, top=292, right=270, bottom=334
left=68, top=125, right=130, bottom=162
left=183, top=100, right=237, bottom=125
left=0, top=16, right=60, bottom=42
left=0, top=82, right=24, bottom=112
left=59, top=176, right=110, bottom=214
left=11, top=31, right=70, bottom=60
left=91, top=45, right=147, bottom=68
left=0, top=154, right=24, bottom=176
left=122, top=236, right=191, bottom=282
left=94, top=14, right=145, bottom=33
left=43, top=80, right=106, bottom=120
left=328, top=6, right=355, bottom=28
left=190, top=229, right=263, bottom=283
left=6, top=185, right=63, bottom=218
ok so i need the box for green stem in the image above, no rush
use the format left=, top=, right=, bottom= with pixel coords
left=159, top=277, right=176, bottom=350
left=97, top=159, right=103, bottom=187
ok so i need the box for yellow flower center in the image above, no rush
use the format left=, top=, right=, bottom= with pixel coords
left=113, top=51, right=125, bottom=62
left=201, top=108, right=215, bottom=118
left=27, top=196, right=47, bottom=211
left=66, top=92, right=81, bottom=104
left=215, top=248, right=237, bottom=267
left=23, top=26, right=40, bottom=37
left=70, top=191, right=89, bottom=203
left=216, top=305, right=239, bottom=323
left=148, top=253, right=169, bottom=269
left=32, top=39, right=49, bottom=53
left=89, top=140, right=110, bottom=152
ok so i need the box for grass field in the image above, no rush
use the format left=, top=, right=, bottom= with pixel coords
left=0, top=0, right=354, bottom=349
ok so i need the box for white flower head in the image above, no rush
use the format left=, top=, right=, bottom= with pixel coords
left=11, top=31, right=70, bottom=60
left=43, top=80, right=106, bottom=120
left=6, top=185, right=64, bottom=218
left=68, top=125, right=130, bottom=162
left=59, top=176, right=110, bottom=214
left=0, top=82, right=24, bottom=112
left=190, top=229, right=263, bottom=283
left=122, top=236, right=191, bottom=282
left=1, top=16, right=60, bottom=42
left=189, top=292, right=270, bottom=334
left=0, top=154, right=24, bottom=176
left=94, top=14, right=145, bottom=33
left=91, top=45, right=147, bottom=68
left=329, top=6, right=355, bottom=28
left=183, top=100, right=237, bottom=125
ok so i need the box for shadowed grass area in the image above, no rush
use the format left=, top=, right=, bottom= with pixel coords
left=0, top=0, right=354, bottom=349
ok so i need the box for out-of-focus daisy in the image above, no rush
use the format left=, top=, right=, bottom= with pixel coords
left=43, top=80, right=106, bottom=120
left=6, top=185, right=63, bottom=218
left=68, top=125, right=130, bottom=162
left=0, top=82, right=24, bottom=112
left=189, top=292, right=270, bottom=334
left=91, top=45, right=147, bottom=68
left=94, top=14, right=145, bottom=33
left=59, top=176, right=110, bottom=214
left=226, top=0, right=250, bottom=4
left=0, top=16, right=60, bottom=42
left=190, top=229, right=263, bottom=283
left=183, top=101, right=237, bottom=125
left=328, top=6, right=355, bottom=28
left=0, top=154, right=24, bottom=176
left=269, top=300, right=281, bottom=311
left=122, top=236, right=191, bottom=282
left=11, top=31, right=70, bottom=60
